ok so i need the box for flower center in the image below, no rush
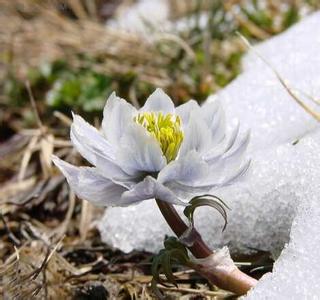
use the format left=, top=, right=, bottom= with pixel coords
left=134, top=112, right=184, bottom=163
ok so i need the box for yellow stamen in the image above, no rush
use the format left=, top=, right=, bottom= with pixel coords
left=134, top=112, right=184, bottom=162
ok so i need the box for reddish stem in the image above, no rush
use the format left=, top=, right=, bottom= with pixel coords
left=156, top=199, right=257, bottom=295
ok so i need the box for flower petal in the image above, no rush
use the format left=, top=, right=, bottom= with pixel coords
left=140, top=88, right=175, bottom=114
left=102, top=92, right=136, bottom=146
left=157, top=151, right=213, bottom=200
left=201, top=100, right=226, bottom=144
left=159, top=153, right=251, bottom=197
left=219, top=159, right=251, bottom=187
left=52, top=156, right=128, bottom=207
left=116, top=123, right=166, bottom=175
left=205, top=130, right=250, bottom=180
left=179, top=112, right=212, bottom=156
left=176, top=100, right=200, bottom=125
left=70, top=115, right=133, bottom=183
left=158, top=151, right=209, bottom=186
left=71, top=113, right=114, bottom=159
left=203, top=130, right=250, bottom=186
left=222, top=130, right=250, bottom=162
left=167, top=159, right=251, bottom=194
left=120, top=176, right=187, bottom=206
left=184, top=150, right=249, bottom=188
left=204, top=121, right=240, bottom=163
left=163, top=181, right=215, bottom=198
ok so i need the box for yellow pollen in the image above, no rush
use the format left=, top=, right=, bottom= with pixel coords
left=134, top=112, right=184, bottom=162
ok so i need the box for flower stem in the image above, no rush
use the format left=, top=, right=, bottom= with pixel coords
left=156, top=199, right=257, bottom=295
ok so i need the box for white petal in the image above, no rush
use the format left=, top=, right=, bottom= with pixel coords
left=120, top=176, right=155, bottom=204
left=201, top=100, right=220, bottom=124
left=179, top=112, right=212, bottom=157
left=223, top=130, right=250, bottom=161
left=71, top=113, right=114, bottom=160
left=158, top=151, right=209, bottom=186
left=201, top=100, right=226, bottom=144
left=176, top=100, right=200, bottom=125
left=205, top=130, right=250, bottom=180
left=116, top=123, right=166, bottom=175
left=159, top=157, right=249, bottom=195
left=157, top=151, right=213, bottom=201
left=140, top=88, right=175, bottom=114
left=120, top=176, right=187, bottom=206
left=164, top=180, right=215, bottom=197
left=52, top=156, right=128, bottom=207
left=204, top=121, right=240, bottom=163
left=195, top=143, right=250, bottom=188
left=154, top=182, right=188, bottom=206
left=222, top=121, right=240, bottom=153
left=70, top=118, right=133, bottom=183
left=182, top=152, right=250, bottom=190
left=102, top=92, right=136, bottom=146
left=204, top=130, right=250, bottom=186
left=219, top=159, right=251, bottom=187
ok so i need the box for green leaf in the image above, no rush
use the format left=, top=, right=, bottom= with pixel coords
left=151, top=237, right=191, bottom=298
left=151, top=251, right=166, bottom=285
left=162, top=252, right=178, bottom=287
left=151, top=278, right=165, bottom=300
left=282, top=6, right=300, bottom=29
left=241, top=7, right=272, bottom=29
left=184, top=194, right=229, bottom=231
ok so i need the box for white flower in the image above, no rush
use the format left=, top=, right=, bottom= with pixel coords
left=52, top=89, right=250, bottom=207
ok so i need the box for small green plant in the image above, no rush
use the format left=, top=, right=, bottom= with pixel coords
left=39, top=61, right=114, bottom=112
left=46, top=70, right=112, bottom=112
left=4, top=61, right=114, bottom=113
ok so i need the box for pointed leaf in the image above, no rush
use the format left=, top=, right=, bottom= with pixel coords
left=184, top=194, right=229, bottom=231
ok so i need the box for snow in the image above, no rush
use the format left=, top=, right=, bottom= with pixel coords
left=106, top=0, right=211, bottom=36
left=98, top=11, right=320, bottom=299
left=106, top=0, right=169, bottom=35
left=244, top=131, right=320, bottom=299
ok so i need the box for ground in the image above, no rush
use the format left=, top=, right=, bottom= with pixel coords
left=0, top=1, right=318, bottom=299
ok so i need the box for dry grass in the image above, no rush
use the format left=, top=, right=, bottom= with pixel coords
left=0, top=0, right=172, bottom=87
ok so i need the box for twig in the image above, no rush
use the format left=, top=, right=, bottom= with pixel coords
left=18, top=135, right=39, bottom=181
left=0, top=213, right=21, bottom=246
left=129, top=84, right=141, bottom=109
left=79, top=199, right=94, bottom=242
left=224, top=2, right=270, bottom=39
left=53, top=111, right=72, bottom=126
left=153, top=33, right=196, bottom=60
left=157, top=285, right=234, bottom=297
left=29, top=236, right=65, bottom=283
left=52, top=191, right=76, bottom=239
left=238, top=33, right=320, bottom=122
left=293, top=88, right=320, bottom=106
left=25, top=80, right=45, bottom=131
